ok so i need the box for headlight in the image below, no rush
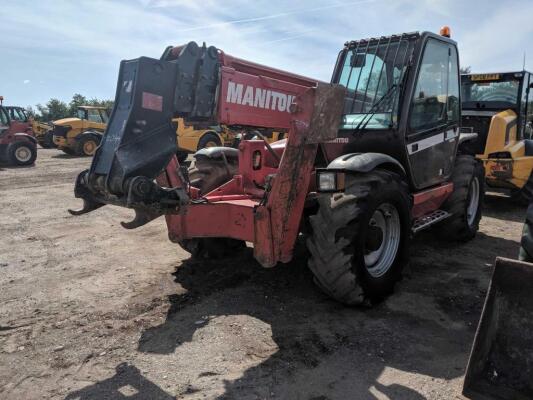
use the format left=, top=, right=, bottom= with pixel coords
left=316, top=171, right=345, bottom=192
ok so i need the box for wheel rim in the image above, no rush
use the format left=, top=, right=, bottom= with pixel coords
left=83, top=140, right=97, bottom=155
left=15, top=145, right=32, bottom=162
left=205, top=140, right=218, bottom=148
left=467, top=177, right=480, bottom=226
left=364, top=203, right=401, bottom=278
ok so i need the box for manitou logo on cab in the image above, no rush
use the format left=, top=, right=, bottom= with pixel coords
left=226, top=81, right=296, bottom=113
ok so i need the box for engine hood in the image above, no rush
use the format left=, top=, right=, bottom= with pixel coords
left=53, top=117, right=80, bottom=126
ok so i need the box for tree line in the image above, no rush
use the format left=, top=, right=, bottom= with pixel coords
left=27, top=94, right=114, bottom=122
left=26, top=67, right=472, bottom=122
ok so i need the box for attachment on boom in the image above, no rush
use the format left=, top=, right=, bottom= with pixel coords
left=70, top=42, right=219, bottom=226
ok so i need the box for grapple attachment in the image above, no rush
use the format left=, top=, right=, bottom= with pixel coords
left=463, top=257, right=533, bottom=400
left=69, top=42, right=220, bottom=225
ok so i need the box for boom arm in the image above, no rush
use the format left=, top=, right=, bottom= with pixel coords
left=70, top=42, right=344, bottom=265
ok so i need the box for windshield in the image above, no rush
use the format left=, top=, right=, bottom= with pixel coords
left=336, top=37, right=415, bottom=129
left=461, top=75, right=521, bottom=109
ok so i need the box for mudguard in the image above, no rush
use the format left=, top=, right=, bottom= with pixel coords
left=326, top=152, right=405, bottom=176
left=13, top=132, right=37, bottom=145
left=195, top=146, right=238, bottom=159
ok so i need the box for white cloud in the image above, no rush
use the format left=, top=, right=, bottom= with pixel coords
left=23, top=80, right=30, bottom=84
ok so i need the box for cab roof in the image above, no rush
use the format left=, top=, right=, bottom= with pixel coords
left=78, top=105, right=108, bottom=110
left=344, top=31, right=457, bottom=49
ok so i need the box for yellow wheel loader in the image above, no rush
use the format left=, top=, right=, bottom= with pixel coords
left=175, top=118, right=285, bottom=163
left=461, top=72, right=533, bottom=203
left=51, top=106, right=109, bottom=156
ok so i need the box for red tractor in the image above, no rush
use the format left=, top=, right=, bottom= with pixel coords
left=70, top=29, right=483, bottom=305
left=0, top=98, right=37, bottom=166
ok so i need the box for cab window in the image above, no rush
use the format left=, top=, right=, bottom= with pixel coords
left=99, top=109, right=109, bottom=123
left=410, top=39, right=459, bottom=131
left=87, top=109, right=104, bottom=123
left=0, top=109, right=8, bottom=126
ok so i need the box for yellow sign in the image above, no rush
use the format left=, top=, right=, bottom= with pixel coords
left=470, top=73, right=501, bottom=81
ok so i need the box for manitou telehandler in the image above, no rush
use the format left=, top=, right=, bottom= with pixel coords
left=0, top=98, right=37, bottom=166
left=461, top=72, right=533, bottom=203
left=70, top=28, right=484, bottom=305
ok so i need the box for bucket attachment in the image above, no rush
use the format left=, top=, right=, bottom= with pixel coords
left=463, top=257, right=533, bottom=400
left=69, top=42, right=219, bottom=226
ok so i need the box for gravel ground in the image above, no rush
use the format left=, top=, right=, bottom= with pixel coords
left=0, top=148, right=525, bottom=399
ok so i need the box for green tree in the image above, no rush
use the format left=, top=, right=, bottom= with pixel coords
left=36, top=98, right=69, bottom=122
left=25, top=106, right=36, bottom=119
left=68, top=93, right=88, bottom=116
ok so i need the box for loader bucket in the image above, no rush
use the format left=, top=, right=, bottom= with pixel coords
left=463, top=257, right=533, bottom=400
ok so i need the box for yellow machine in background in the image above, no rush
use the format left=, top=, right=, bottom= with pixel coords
left=32, top=121, right=54, bottom=148
left=461, top=71, right=533, bottom=202
left=175, top=118, right=285, bottom=162
left=52, top=106, right=109, bottom=156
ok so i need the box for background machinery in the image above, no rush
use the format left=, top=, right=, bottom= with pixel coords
left=461, top=71, right=533, bottom=203
left=0, top=100, right=37, bottom=166
left=175, top=118, right=285, bottom=163
left=70, top=29, right=483, bottom=305
left=32, top=120, right=55, bottom=148
left=462, top=204, right=533, bottom=400
left=52, top=105, right=109, bottom=156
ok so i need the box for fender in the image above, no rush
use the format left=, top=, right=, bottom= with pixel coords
left=458, top=132, right=478, bottom=145
left=326, top=152, right=406, bottom=176
left=199, top=130, right=222, bottom=145
left=13, top=132, right=37, bottom=145
left=195, top=146, right=238, bottom=159
left=75, top=130, right=103, bottom=141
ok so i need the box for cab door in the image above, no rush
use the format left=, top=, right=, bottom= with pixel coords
left=405, top=38, right=461, bottom=189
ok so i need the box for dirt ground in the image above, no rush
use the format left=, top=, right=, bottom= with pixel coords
left=0, top=148, right=525, bottom=400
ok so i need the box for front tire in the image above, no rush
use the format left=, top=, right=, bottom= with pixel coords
left=76, top=133, right=101, bottom=156
left=179, top=238, right=246, bottom=259
left=8, top=141, right=37, bottom=166
left=306, top=170, right=411, bottom=305
left=40, top=131, right=56, bottom=148
left=511, top=170, right=533, bottom=205
left=177, top=151, right=188, bottom=163
left=188, top=151, right=238, bottom=194
left=438, top=155, right=484, bottom=241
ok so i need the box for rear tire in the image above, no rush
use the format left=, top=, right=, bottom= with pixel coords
left=197, top=133, right=221, bottom=151
left=438, top=155, right=484, bottom=241
left=76, top=133, right=101, bottom=156
left=7, top=141, right=37, bottom=166
left=306, top=170, right=411, bottom=305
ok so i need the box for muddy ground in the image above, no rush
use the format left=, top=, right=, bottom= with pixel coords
left=0, top=148, right=525, bottom=400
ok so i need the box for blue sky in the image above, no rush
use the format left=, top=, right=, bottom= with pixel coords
left=2, top=0, right=533, bottom=108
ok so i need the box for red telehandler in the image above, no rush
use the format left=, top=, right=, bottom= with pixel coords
left=0, top=97, right=37, bottom=166
left=70, top=29, right=484, bottom=305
